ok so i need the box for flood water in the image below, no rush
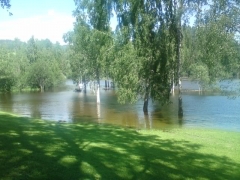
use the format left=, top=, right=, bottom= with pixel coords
left=0, top=80, right=239, bottom=132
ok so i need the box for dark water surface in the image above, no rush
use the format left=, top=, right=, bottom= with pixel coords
left=0, top=80, right=239, bottom=131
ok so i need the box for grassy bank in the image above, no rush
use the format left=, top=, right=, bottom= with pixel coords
left=0, top=112, right=240, bottom=180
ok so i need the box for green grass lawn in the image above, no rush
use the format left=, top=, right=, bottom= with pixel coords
left=0, top=112, right=240, bottom=180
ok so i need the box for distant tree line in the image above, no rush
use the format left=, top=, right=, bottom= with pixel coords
left=0, top=38, right=71, bottom=92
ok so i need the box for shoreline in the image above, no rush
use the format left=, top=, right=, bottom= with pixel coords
left=1, top=110, right=239, bottom=133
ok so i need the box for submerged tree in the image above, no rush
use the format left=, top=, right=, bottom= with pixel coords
left=69, top=0, right=193, bottom=113
left=0, top=47, right=17, bottom=91
left=68, top=0, right=240, bottom=114
left=0, top=38, right=70, bottom=93
left=70, top=0, right=114, bottom=103
left=110, top=0, right=191, bottom=113
left=26, top=38, right=65, bottom=92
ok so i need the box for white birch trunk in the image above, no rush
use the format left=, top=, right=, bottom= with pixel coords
left=97, top=84, right=100, bottom=104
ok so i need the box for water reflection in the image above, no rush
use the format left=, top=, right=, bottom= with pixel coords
left=143, top=113, right=152, bottom=129
left=97, top=103, right=101, bottom=122
left=0, top=80, right=239, bottom=131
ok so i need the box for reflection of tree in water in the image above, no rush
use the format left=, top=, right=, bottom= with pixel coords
left=142, top=95, right=183, bottom=129
left=144, top=112, right=152, bottom=129
left=178, top=116, right=183, bottom=127
left=68, top=86, right=187, bottom=129
left=136, top=112, right=152, bottom=130
left=30, top=106, right=42, bottom=119
left=97, top=103, right=101, bottom=122
left=0, top=93, right=42, bottom=119
left=0, top=93, right=14, bottom=112
left=71, top=92, right=99, bottom=123
left=29, top=94, right=43, bottom=119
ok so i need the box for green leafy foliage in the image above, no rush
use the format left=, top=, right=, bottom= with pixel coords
left=68, top=4, right=114, bottom=85
left=182, top=0, right=240, bottom=88
left=0, top=38, right=71, bottom=92
left=111, top=42, right=141, bottom=103
left=0, top=45, right=22, bottom=91
left=26, top=38, right=67, bottom=91
left=189, top=63, right=210, bottom=90
left=67, top=0, right=240, bottom=111
left=110, top=0, right=179, bottom=107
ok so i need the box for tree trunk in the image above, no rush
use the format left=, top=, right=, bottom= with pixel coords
left=171, top=75, right=175, bottom=94
left=97, top=103, right=101, bottom=120
left=40, top=85, right=44, bottom=92
left=105, top=80, right=107, bottom=88
left=176, top=0, right=183, bottom=118
left=97, top=84, right=100, bottom=104
left=177, top=47, right=183, bottom=117
left=96, top=68, right=100, bottom=104
left=111, top=81, right=115, bottom=88
left=83, top=76, right=87, bottom=93
left=143, top=85, right=149, bottom=113
left=107, top=80, right=110, bottom=89
left=143, top=96, right=148, bottom=114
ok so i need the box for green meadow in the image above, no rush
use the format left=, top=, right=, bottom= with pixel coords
left=0, top=112, right=240, bottom=180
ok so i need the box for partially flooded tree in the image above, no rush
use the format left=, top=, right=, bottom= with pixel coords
left=110, top=0, right=180, bottom=113
left=71, top=0, right=114, bottom=103
left=69, top=0, right=240, bottom=115
left=26, top=38, right=65, bottom=92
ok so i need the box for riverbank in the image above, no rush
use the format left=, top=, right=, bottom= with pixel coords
left=0, top=112, right=239, bottom=180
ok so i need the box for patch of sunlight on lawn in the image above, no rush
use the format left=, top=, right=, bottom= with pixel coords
left=129, top=154, right=141, bottom=161
left=154, top=160, right=177, bottom=170
left=23, top=130, right=55, bottom=136
left=29, top=141, right=45, bottom=149
left=87, top=142, right=127, bottom=154
left=59, top=155, right=78, bottom=167
left=104, top=159, right=140, bottom=179
left=43, top=143, right=69, bottom=157
left=6, top=130, right=20, bottom=137
left=117, top=166, right=132, bottom=178
left=81, top=161, right=101, bottom=179
left=12, top=142, right=21, bottom=146
left=169, top=173, right=186, bottom=180
left=83, top=142, right=109, bottom=150
left=19, top=148, right=32, bottom=154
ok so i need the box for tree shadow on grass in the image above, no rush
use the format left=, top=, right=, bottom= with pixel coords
left=0, top=113, right=239, bottom=180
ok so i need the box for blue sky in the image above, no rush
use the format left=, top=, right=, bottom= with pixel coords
left=0, top=0, right=76, bottom=44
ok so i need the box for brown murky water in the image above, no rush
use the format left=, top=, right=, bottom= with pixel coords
left=0, top=80, right=239, bottom=131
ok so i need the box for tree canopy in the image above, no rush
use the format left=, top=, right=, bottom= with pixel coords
left=0, top=38, right=71, bottom=92
left=0, top=0, right=10, bottom=9
left=66, top=0, right=240, bottom=113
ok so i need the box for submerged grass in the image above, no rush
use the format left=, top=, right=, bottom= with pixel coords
left=0, top=111, right=240, bottom=180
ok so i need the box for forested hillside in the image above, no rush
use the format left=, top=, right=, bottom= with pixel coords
left=0, top=38, right=71, bottom=92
